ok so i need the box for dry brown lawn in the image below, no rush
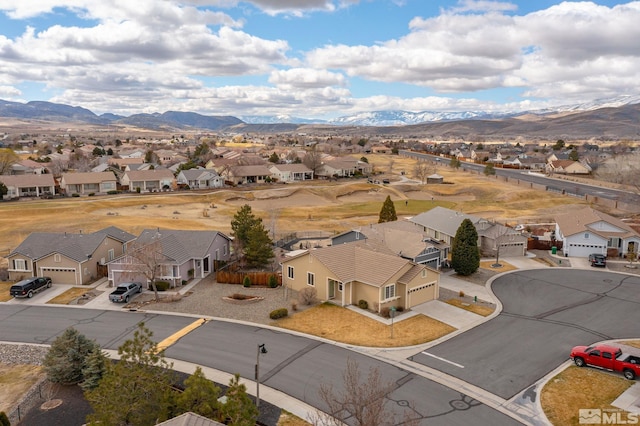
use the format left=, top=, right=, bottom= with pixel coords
left=0, top=282, right=13, bottom=302
left=479, top=260, right=518, bottom=273
left=46, top=287, right=92, bottom=305
left=277, top=410, right=311, bottom=426
left=542, top=366, right=633, bottom=426
left=445, top=299, right=494, bottom=316
left=274, top=303, right=455, bottom=347
left=0, top=363, right=45, bottom=413
left=624, top=340, right=640, bottom=349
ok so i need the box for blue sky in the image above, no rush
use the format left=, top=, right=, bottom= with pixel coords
left=0, top=0, right=638, bottom=119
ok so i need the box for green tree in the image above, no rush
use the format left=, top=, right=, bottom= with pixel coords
left=231, top=204, right=262, bottom=247
left=359, top=156, right=369, bottom=163
left=569, top=149, right=579, bottom=161
left=80, top=346, right=108, bottom=391
left=450, top=157, right=461, bottom=169
left=44, top=327, right=99, bottom=385
left=378, top=195, right=397, bottom=223
left=268, top=152, right=279, bottom=163
left=552, top=139, right=565, bottom=150
left=244, top=225, right=275, bottom=268
left=483, top=163, right=496, bottom=176
left=85, top=323, right=173, bottom=426
left=219, top=374, right=258, bottom=426
left=92, top=147, right=105, bottom=157
left=176, top=367, right=221, bottom=419
left=451, top=219, right=480, bottom=276
left=0, top=411, right=11, bottom=426
left=0, top=182, right=7, bottom=200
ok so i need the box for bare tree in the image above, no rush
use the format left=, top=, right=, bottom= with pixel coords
left=310, top=358, right=420, bottom=426
left=0, top=148, right=19, bottom=174
left=303, top=146, right=323, bottom=175
left=387, top=158, right=395, bottom=174
left=413, top=161, right=431, bottom=184
left=595, top=153, right=640, bottom=193
left=123, top=239, right=166, bottom=302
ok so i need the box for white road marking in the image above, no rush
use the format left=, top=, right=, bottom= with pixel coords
left=421, top=351, right=465, bottom=368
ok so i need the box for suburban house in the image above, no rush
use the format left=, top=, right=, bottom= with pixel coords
left=546, top=160, right=592, bottom=175
left=268, top=164, right=314, bottom=182
left=107, top=229, right=232, bottom=288
left=10, top=159, right=48, bottom=175
left=555, top=207, right=640, bottom=258
left=281, top=241, right=439, bottom=312
left=7, top=226, right=136, bottom=284
left=121, top=169, right=176, bottom=192
left=108, top=157, right=144, bottom=171
left=317, top=159, right=372, bottom=178
left=176, top=169, right=224, bottom=189
left=410, top=206, right=527, bottom=258
left=331, top=220, right=447, bottom=270
left=228, top=165, right=273, bottom=185
left=60, top=172, right=118, bottom=195
left=0, top=174, right=56, bottom=199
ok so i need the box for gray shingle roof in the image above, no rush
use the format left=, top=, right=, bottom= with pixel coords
left=410, top=206, right=481, bottom=237
left=135, top=229, right=231, bottom=264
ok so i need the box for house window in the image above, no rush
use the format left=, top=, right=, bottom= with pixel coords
left=421, top=269, right=427, bottom=278
left=223, top=245, right=227, bottom=256
left=287, top=266, right=294, bottom=279
left=384, top=284, right=396, bottom=300
left=54, top=254, right=61, bottom=263
left=307, top=272, right=315, bottom=286
left=338, top=283, right=343, bottom=292
left=584, top=233, right=590, bottom=239
left=12, top=259, right=27, bottom=271
left=108, top=249, right=115, bottom=261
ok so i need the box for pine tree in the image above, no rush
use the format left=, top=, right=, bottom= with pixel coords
left=44, top=327, right=98, bottom=385
left=231, top=204, right=261, bottom=247
left=378, top=195, right=397, bottom=223
left=176, top=367, right=221, bottom=419
left=80, top=346, right=108, bottom=391
left=0, top=411, right=10, bottom=426
left=244, top=225, right=274, bottom=268
left=451, top=218, right=480, bottom=276
left=218, top=374, right=258, bottom=426
left=85, top=323, right=174, bottom=426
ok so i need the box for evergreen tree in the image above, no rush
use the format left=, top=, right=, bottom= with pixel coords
left=219, top=374, right=258, bottom=426
left=451, top=218, right=480, bottom=276
left=85, top=323, right=173, bottom=426
left=378, top=196, right=397, bottom=223
left=44, top=327, right=98, bottom=385
left=176, top=367, right=221, bottom=419
left=450, top=157, right=461, bottom=169
left=0, top=411, right=10, bottom=426
left=80, top=346, right=108, bottom=391
left=244, top=225, right=274, bottom=268
left=231, top=204, right=261, bottom=247
left=268, top=152, right=279, bottom=163
left=0, top=182, right=7, bottom=200
left=483, top=163, right=496, bottom=176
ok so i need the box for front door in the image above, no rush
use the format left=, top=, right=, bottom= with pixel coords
left=328, top=280, right=335, bottom=299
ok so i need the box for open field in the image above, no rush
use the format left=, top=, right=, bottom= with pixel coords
left=541, top=366, right=633, bottom=426
left=0, top=154, right=590, bottom=255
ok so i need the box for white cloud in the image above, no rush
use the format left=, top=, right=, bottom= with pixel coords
left=268, top=68, right=346, bottom=89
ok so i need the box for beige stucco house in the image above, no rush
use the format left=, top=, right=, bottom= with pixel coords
left=60, top=172, right=118, bottom=195
left=281, top=241, right=439, bottom=312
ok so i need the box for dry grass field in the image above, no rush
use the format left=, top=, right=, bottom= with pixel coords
left=0, top=154, right=589, bottom=256
left=0, top=282, right=13, bottom=302
left=542, top=366, right=633, bottom=426
left=0, top=364, right=45, bottom=414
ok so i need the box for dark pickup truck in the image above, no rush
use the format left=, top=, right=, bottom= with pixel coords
left=109, top=282, right=142, bottom=303
left=570, top=344, right=640, bottom=380
left=10, top=277, right=52, bottom=298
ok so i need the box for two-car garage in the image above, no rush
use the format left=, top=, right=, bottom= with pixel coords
left=39, top=267, right=77, bottom=285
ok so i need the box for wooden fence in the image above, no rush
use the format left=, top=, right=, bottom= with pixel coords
left=216, top=270, right=282, bottom=286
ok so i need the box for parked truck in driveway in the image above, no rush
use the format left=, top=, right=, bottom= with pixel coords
left=570, top=344, right=640, bottom=380
left=109, top=282, right=142, bottom=303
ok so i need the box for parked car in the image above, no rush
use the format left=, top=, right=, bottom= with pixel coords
left=10, top=277, right=52, bottom=298
left=570, top=344, right=640, bottom=380
left=588, top=253, right=606, bottom=267
left=109, top=282, right=143, bottom=303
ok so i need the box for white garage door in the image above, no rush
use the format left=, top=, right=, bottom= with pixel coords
left=567, top=243, right=606, bottom=258
left=40, top=267, right=76, bottom=284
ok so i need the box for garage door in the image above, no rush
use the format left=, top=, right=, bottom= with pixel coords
left=40, top=267, right=76, bottom=285
left=408, top=282, right=437, bottom=307
left=111, top=271, right=148, bottom=288
left=567, top=243, right=606, bottom=258
left=500, top=242, right=525, bottom=257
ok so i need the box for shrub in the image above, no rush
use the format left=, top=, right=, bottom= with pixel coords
left=396, top=306, right=404, bottom=312
left=181, top=280, right=187, bottom=285
left=88, top=192, right=95, bottom=196
left=0, top=411, right=10, bottom=426
left=269, top=308, right=288, bottom=320
left=243, top=276, right=251, bottom=288
left=380, top=307, right=391, bottom=318
left=154, top=281, right=170, bottom=291
left=459, top=290, right=465, bottom=298
left=72, top=193, right=80, bottom=197
left=268, top=275, right=278, bottom=288
left=107, top=190, right=118, bottom=195
left=358, top=299, right=368, bottom=309
left=290, top=299, right=298, bottom=311
left=299, top=287, right=317, bottom=305
left=136, top=187, right=141, bottom=193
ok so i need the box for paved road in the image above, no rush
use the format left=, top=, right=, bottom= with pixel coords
left=0, top=304, right=522, bottom=425
left=411, top=269, right=640, bottom=400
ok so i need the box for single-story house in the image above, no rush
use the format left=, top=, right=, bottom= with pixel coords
left=0, top=174, right=56, bottom=199
left=107, top=229, right=232, bottom=288
left=121, top=169, right=176, bottom=192
left=555, top=207, right=640, bottom=258
left=546, top=160, right=592, bottom=175
left=410, top=206, right=527, bottom=258
left=60, top=172, right=118, bottom=195
left=268, top=164, right=314, bottom=182
left=10, top=159, right=48, bottom=175
left=281, top=241, right=439, bottom=312
left=228, top=165, right=272, bottom=185
left=176, top=169, right=224, bottom=189
left=7, top=226, right=136, bottom=284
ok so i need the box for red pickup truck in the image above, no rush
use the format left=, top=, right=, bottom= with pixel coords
left=570, top=344, right=640, bottom=380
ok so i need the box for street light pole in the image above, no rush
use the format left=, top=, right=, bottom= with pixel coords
left=256, top=343, right=267, bottom=409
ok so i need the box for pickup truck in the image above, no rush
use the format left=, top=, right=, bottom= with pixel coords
left=109, top=282, right=142, bottom=303
left=570, top=344, right=640, bottom=380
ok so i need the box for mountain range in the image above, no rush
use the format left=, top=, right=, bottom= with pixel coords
left=1, top=95, right=640, bottom=139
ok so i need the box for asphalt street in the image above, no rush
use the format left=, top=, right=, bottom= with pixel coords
left=411, top=269, right=640, bottom=399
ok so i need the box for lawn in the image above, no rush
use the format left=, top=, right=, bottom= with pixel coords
left=274, top=303, right=455, bottom=347
left=445, top=299, right=494, bottom=316
left=46, top=287, right=92, bottom=305
left=0, top=363, right=45, bottom=414
left=0, top=282, right=13, bottom=302
left=541, top=366, right=634, bottom=426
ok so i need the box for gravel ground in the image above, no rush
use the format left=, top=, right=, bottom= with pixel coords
left=134, top=275, right=304, bottom=325
left=0, top=343, right=48, bottom=365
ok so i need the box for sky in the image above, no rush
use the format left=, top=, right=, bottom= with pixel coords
left=0, top=0, right=638, bottom=120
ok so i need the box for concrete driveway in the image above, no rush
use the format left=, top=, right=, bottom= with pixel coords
left=411, top=268, right=640, bottom=400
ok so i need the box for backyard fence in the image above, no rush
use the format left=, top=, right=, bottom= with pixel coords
left=215, top=270, right=282, bottom=286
